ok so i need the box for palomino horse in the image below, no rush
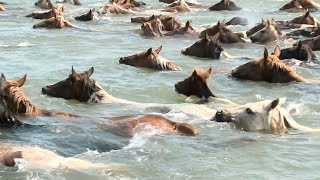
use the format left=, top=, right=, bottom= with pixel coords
left=213, top=98, right=320, bottom=134
left=102, top=114, right=199, bottom=137
left=42, top=66, right=134, bottom=104
left=26, top=4, right=64, bottom=19
left=231, top=46, right=307, bottom=83
left=279, top=0, right=306, bottom=13
left=278, top=41, right=316, bottom=62
left=35, top=0, right=53, bottom=9
left=250, top=19, right=282, bottom=44
left=174, top=68, right=217, bottom=99
left=4, top=74, right=78, bottom=117
left=75, top=9, right=97, bottom=21
left=119, top=46, right=182, bottom=70
left=208, top=0, right=241, bottom=11
left=181, top=33, right=224, bottom=59
left=0, top=74, right=22, bottom=127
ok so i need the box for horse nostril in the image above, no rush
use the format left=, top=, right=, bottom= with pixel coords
left=174, top=84, right=180, bottom=92
left=119, top=57, right=125, bottom=63
left=41, top=87, right=48, bottom=94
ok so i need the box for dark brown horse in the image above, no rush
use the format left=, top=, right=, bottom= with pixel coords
left=103, top=114, right=199, bottom=137
left=279, top=0, right=306, bottom=13
left=288, top=10, right=317, bottom=26
left=278, top=41, right=316, bottom=62
left=75, top=9, right=96, bottom=21
left=42, top=67, right=101, bottom=102
left=226, top=17, right=248, bottom=26
left=298, top=35, right=320, bottom=51
left=174, top=68, right=216, bottom=99
left=181, top=33, right=224, bottom=59
left=208, top=0, right=241, bottom=11
left=286, top=24, right=320, bottom=38
left=4, top=75, right=78, bottom=117
left=231, top=46, right=307, bottom=83
left=119, top=46, right=182, bottom=70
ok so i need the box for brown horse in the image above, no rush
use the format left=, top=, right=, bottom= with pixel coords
left=162, top=0, right=192, bottom=13
left=103, top=114, right=198, bottom=137
left=288, top=10, right=317, bottom=26
left=181, top=33, right=224, bottom=59
left=286, top=24, right=320, bottom=38
left=119, top=46, right=182, bottom=70
left=174, top=68, right=216, bottom=99
left=75, top=9, right=97, bottom=21
left=141, top=18, right=165, bottom=37
left=0, top=74, right=22, bottom=127
left=4, top=74, right=78, bottom=117
left=208, top=0, right=241, bottom=11
left=164, top=20, right=196, bottom=36
left=298, top=35, right=320, bottom=51
left=226, top=17, right=248, bottom=26
left=33, top=8, right=71, bottom=29
left=26, top=4, right=64, bottom=19
left=278, top=41, right=316, bottom=61
left=250, top=20, right=282, bottom=44
left=246, top=19, right=269, bottom=37
left=231, top=46, right=307, bottom=83
left=199, top=20, right=226, bottom=38
left=132, top=15, right=183, bottom=31
left=213, top=24, right=245, bottom=44
left=279, top=0, right=306, bottom=13
left=35, top=0, right=53, bottom=9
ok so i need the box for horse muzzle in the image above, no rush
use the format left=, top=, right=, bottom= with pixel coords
left=211, top=110, right=232, bottom=123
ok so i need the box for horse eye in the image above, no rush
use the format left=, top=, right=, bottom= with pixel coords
left=246, top=108, right=254, bottom=114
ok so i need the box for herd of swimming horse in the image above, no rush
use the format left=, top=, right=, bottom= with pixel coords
left=1, top=0, right=320, bottom=170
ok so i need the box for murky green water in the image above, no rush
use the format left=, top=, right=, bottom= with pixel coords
left=1, top=0, right=320, bottom=179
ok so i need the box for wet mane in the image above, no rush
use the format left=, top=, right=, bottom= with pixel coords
left=255, top=55, right=293, bottom=73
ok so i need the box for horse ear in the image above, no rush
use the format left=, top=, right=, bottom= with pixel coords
left=273, top=45, right=281, bottom=57
left=89, top=9, right=92, bottom=14
left=192, top=70, right=198, bottom=78
left=267, top=19, right=271, bottom=27
left=297, top=41, right=303, bottom=50
left=71, top=66, right=81, bottom=80
left=186, top=20, right=191, bottom=27
left=173, top=123, right=177, bottom=130
left=268, top=98, right=286, bottom=111
left=261, top=18, right=265, bottom=23
left=16, top=74, right=27, bottom=87
left=86, top=67, right=94, bottom=77
left=147, top=48, right=153, bottom=55
left=264, top=47, right=269, bottom=59
left=207, top=67, right=213, bottom=76
left=154, top=46, right=162, bottom=54
left=305, top=9, right=310, bottom=17
left=0, top=74, right=6, bottom=90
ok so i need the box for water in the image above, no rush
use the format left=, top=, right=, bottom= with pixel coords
left=1, top=0, right=320, bottom=179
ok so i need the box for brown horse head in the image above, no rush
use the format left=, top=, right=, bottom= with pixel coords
left=174, top=68, right=216, bottom=99
left=131, top=14, right=162, bottom=23
left=208, top=0, right=241, bottom=11
left=181, top=33, right=224, bottom=59
left=0, top=74, right=21, bottom=127
left=280, top=0, right=303, bottom=10
left=250, top=19, right=281, bottom=43
left=199, top=20, right=226, bottom=38
left=141, top=18, right=165, bottom=37
left=119, top=46, right=182, bottom=70
left=299, top=35, right=320, bottom=51
left=26, top=4, right=64, bottom=19
left=35, top=0, right=53, bottom=9
left=215, top=25, right=245, bottom=43
left=231, top=46, right=307, bottom=83
left=159, top=16, right=183, bottom=31
left=41, top=67, right=100, bottom=102
left=165, top=20, right=196, bottom=36
left=288, top=10, right=317, bottom=25
left=174, top=122, right=198, bottom=136
left=279, top=41, right=316, bottom=61
left=75, top=9, right=96, bottom=21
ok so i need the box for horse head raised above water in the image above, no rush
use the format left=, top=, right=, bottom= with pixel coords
left=250, top=19, right=281, bottom=43
left=213, top=98, right=320, bottom=134
left=279, top=41, right=316, bottom=61
left=141, top=18, right=165, bottom=37
left=75, top=9, right=97, bottom=21
left=288, top=10, right=317, bottom=25
left=279, top=0, right=306, bottom=13
left=26, top=4, right=64, bottom=19
left=174, top=68, right=216, bottom=99
left=199, top=20, right=226, bottom=38
left=208, top=0, right=241, bottom=11
left=231, top=46, right=307, bottom=83
left=33, top=8, right=70, bottom=29
left=181, top=33, right=224, bottom=59
left=164, top=20, right=196, bottom=36
left=119, top=46, right=182, bottom=70
left=42, top=67, right=100, bottom=102
left=0, top=74, right=21, bottom=127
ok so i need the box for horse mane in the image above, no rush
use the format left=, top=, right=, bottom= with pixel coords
left=6, top=83, right=39, bottom=115
left=255, top=56, right=293, bottom=73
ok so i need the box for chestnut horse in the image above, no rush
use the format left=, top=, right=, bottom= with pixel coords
left=231, top=46, right=307, bottom=83
left=119, top=46, right=182, bottom=70
left=4, top=74, right=78, bottom=117
left=174, top=68, right=216, bottom=99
